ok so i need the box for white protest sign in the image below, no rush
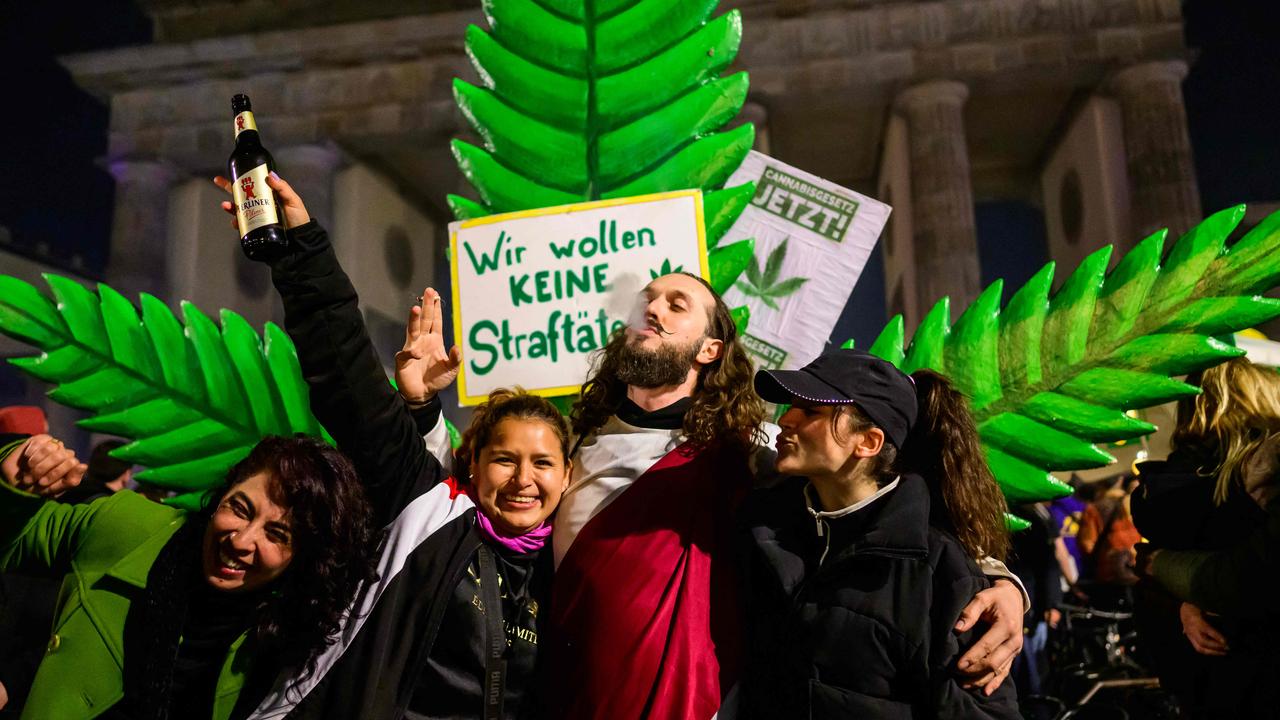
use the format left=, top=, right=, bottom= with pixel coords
left=450, top=190, right=708, bottom=405
left=721, top=151, right=891, bottom=370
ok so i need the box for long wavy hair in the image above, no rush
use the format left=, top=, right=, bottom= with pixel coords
left=901, top=370, right=1010, bottom=561
left=1171, top=357, right=1280, bottom=505
left=454, top=387, right=572, bottom=484
left=571, top=273, right=765, bottom=451
left=200, top=436, right=379, bottom=679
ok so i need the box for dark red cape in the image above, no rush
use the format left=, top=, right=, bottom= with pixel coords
left=545, top=442, right=750, bottom=719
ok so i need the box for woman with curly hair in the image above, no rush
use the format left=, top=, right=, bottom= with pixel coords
left=227, top=172, right=574, bottom=720
left=740, top=350, right=1019, bottom=718
left=0, top=433, right=378, bottom=720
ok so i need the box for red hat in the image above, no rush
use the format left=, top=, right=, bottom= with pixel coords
left=0, top=406, right=49, bottom=435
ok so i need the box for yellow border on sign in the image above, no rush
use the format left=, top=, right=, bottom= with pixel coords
left=451, top=189, right=708, bottom=406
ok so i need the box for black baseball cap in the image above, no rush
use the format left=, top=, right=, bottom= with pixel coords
left=754, top=349, right=918, bottom=448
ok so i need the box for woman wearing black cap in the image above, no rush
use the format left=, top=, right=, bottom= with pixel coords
left=739, top=349, right=1019, bottom=719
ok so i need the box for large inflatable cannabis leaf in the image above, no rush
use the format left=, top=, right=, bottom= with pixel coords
left=0, top=275, right=325, bottom=508
left=448, top=0, right=756, bottom=291
left=857, top=205, right=1280, bottom=506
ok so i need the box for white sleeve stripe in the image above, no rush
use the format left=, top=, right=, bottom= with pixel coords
left=423, top=411, right=455, bottom=477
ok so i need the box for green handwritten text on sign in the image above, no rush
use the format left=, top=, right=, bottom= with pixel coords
left=450, top=190, right=709, bottom=405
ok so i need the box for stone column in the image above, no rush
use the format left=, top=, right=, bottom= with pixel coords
left=106, top=158, right=178, bottom=299
left=1106, top=60, right=1202, bottom=242
left=273, top=143, right=345, bottom=229
left=893, top=80, right=980, bottom=313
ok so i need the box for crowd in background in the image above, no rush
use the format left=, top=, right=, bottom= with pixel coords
left=1007, top=357, right=1280, bottom=718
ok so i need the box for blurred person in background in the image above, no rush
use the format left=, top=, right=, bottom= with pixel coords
left=1048, top=478, right=1087, bottom=591
left=1077, top=475, right=1141, bottom=604
left=1008, top=502, right=1066, bottom=699
left=58, top=439, right=132, bottom=504
left=1132, top=357, right=1280, bottom=717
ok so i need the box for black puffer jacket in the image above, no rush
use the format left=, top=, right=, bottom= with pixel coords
left=739, top=474, right=1020, bottom=720
left=1131, top=451, right=1280, bottom=717
left=245, top=221, right=551, bottom=720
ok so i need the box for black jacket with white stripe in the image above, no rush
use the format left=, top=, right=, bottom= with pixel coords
left=247, top=221, right=549, bottom=720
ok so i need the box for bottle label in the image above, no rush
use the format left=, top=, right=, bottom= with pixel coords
left=232, top=163, right=281, bottom=236
left=234, top=111, right=257, bottom=139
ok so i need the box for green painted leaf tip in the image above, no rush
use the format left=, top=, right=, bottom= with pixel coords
left=451, top=139, right=582, bottom=213
left=1005, top=514, right=1032, bottom=532
left=1042, top=244, right=1111, bottom=374
left=709, top=238, right=755, bottom=295
left=465, top=24, right=588, bottom=131
left=599, top=72, right=748, bottom=187
left=867, top=315, right=905, bottom=367
left=902, top=297, right=951, bottom=375
left=1160, top=296, right=1280, bottom=336
left=0, top=276, right=64, bottom=347
left=703, top=183, right=755, bottom=248
left=981, top=412, right=1116, bottom=470
left=447, top=195, right=491, bottom=221
left=730, top=305, right=750, bottom=337
left=1020, top=392, right=1156, bottom=442
left=1149, top=205, right=1238, bottom=311
left=1207, top=205, right=1280, bottom=296
left=1091, top=230, right=1163, bottom=350
left=455, top=79, right=588, bottom=193
left=998, top=261, right=1054, bottom=389
left=482, top=0, right=587, bottom=75
left=985, top=447, right=1073, bottom=503
left=1109, top=333, right=1244, bottom=376
left=597, top=10, right=742, bottom=125
left=947, top=280, right=1002, bottom=410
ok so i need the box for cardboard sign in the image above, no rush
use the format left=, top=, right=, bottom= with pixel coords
left=721, top=151, right=891, bottom=370
left=450, top=190, right=708, bottom=405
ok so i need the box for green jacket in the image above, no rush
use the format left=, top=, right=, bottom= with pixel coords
left=0, top=462, right=255, bottom=719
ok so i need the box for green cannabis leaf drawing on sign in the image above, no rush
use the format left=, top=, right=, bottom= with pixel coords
left=650, top=258, right=685, bottom=279
left=736, top=238, right=810, bottom=310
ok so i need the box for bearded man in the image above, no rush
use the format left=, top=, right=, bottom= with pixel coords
left=542, top=272, right=1027, bottom=720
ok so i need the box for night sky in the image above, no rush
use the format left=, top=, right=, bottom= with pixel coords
left=2, top=0, right=1278, bottom=349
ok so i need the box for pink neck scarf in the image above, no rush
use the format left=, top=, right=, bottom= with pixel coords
left=473, top=506, right=552, bottom=554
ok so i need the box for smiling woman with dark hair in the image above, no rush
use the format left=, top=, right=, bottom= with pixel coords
left=0, top=433, right=378, bottom=720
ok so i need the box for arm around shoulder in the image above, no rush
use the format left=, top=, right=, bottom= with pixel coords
left=929, top=569, right=1023, bottom=720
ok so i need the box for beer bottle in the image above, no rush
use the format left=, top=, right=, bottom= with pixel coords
left=228, top=94, right=288, bottom=260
